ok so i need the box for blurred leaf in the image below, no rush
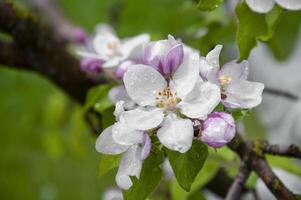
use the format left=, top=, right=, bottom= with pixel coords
left=170, top=156, right=219, bottom=200
left=231, top=109, right=250, bottom=121
left=196, top=0, right=224, bottom=11
left=101, top=106, right=116, bottom=129
left=267, top=156, right=301, bottom=177
left=84, top=84, right=113, bottom=112
left=99, top=155, right=120, bottom=177
left=236, top=3, right=282, bottom=60
left=245, top=172, right=258, bottom=189
left=166, top=141, right=208, bottom=192
left=188, top=190, right=206, bottom=200
left=124, top=147, right=164, bottom=200
left=267, top=11, right=301, bottom=61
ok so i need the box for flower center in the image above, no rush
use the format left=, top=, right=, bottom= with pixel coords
left=107, top=41, right=122, bottom=56
left=219, top=75, right=231, bottom=89
left=156, top=87, right=180, bottom=110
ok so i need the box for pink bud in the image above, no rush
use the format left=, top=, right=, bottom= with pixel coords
left=200, top=112, right=235, bottom=148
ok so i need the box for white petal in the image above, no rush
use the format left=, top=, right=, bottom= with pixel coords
left=157, top=114, right=194, bottom=153
left=224, top=80, right=264, bottom=109
left=93, top=32, right=121, bottom=58
left=246, top=0, right=275, bottom=13
left=121, top=34, right=150, bottom=57
left=199, top=45, right=222, bottom=83
left=219, top=60, right=249, bottom=82
left=275, top=0, right=301, bottom=10
left=77, top=50, right=104, bottom=59
left=113, top=101, right=125, bottom=119
left=109, top=86, right=136, bottom=110
left=170, top=52, right=200, bottom=99
left=95, top=126, right=129, bottom=154
left=116, top=145, right=143, bottom=190
left=123, top=64, right=167, bottom=106
left=120, top=108, right=164, bottom=131
left=206, top=45, right=222, bottom=70
left=112, top=122, right=144, bottom=146
left=178, top=82, right=221, bottom=119
left=95, top=23, right=115, bottom=35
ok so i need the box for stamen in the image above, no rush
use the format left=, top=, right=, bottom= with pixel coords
left=156, top=87, right=180, bottom=110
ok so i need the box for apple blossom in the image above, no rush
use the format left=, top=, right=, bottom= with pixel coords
left=77, top=24, right=150, bottom=69
left=121, top=53, right=221, bottom=153
left=246, top=0, right=301, bottom=13
left=200, top=112, right=236, bottom=148
left=96, top=101, right=151, bottom=190
left=200, top=45, right=264, bottom=109
left=80, top=57, right=103, bottom=75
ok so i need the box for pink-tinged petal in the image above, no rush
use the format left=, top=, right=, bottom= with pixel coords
left=80, top=58, right=103, bottom=74
left=141, top=133, right=151, bottom=160
left=115, top=60, right=136, bottom=79
left=275, top=0, right=301, bottom=10
left=200, top=112, right=236, bottom=148
left=120, top=108, right=164, bottom=131
left=219, top=60, right=249, bottom=82
left=123, top=64, right=167, bottom=106
left=112, top=122, right=144, bottom=146
left=72, top=27, right=87, bottom=43
left=157, top=114, right=194, bottom=153
left=161, top=43, right=184, bottom=75
left=115, top=145, right=143, bottom=190
left=246, top=0, right=275, bottom=13
left=223, top=80, right=264, bottom=109
left=108, top=86, right=136, bottom=110
left=178, top=81, right=221, bottom=119
left=170, top=52, right=200, bottom=99
left=121, top=34, right=150, bottom=57
left=95, top=126, right=130, bottom=154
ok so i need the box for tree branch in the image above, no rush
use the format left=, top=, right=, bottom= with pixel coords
left=225, top=162, right=251, bottom=200
left=262, top=141, right=301, bottom=159
left=264, top=87, right=299, bottom=101
left=0, top=1, right=105, bottom=103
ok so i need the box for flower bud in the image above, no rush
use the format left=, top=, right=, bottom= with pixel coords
left=142, top=35, right=184, bottom=76
left=72, top=27, right=87, bottom=43
left=200, top=112, right=235, bottom=148
left=80, top=58, right=103, bottom=75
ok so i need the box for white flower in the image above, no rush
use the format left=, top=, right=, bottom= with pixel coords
left=246, top=0, right=301, bottom=13
left=121, top=53, right=221, bottom=153
left=78, top=24, right=150, bottom=68
left=103, top=187, right=123, bottom=200
left=200, top=45, right=264, bottom=109
left=96, top=102, right=151, bottom=190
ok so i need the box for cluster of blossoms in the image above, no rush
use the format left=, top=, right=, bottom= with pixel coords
left=78, top=25, right=264, bottom=190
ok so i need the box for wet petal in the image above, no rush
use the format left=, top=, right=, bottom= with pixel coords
left=141, top=133, right=151, bottom=160
left=219, top=60, right=249, bottom=82
left=223, top=80, right=264, bottom=109
left=112, top=122, right=144, bottom=146
left=95, top=126, right=130, bottom=154
left=123, top=64, right=167, bottom=106
left=170, top=52, right=200, bottom=99
left=120, top=108, right=164, bottom=131
left=108, top=86, right=136, bottom=110
left=178, top=82, right=221, bottom=119
left=246, top=0, right=275, bottom=13
left=275, top=0, right=301, bottom=10
left=161, top=43, right=184, bottom=75
left=121, top=34, right=150, bottom=57
left=115, top=145, right=143, bottom=190
left=157, top=114, right=194, bottom=153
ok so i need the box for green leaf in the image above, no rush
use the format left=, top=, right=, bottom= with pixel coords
left=236, top=3, right=282, bottom=60
left=84, top=84, right=114, bottom=112
left=124, top=147, right=164, bottom=200
left=267, top=11, right=301, bottom=61
left=166, top=140, right=208, bottom=192
left=99, top=154, right=120, bottom=177
left=197, top=0, right=224, bottom=11
left=231, top=109, right=250, bottom=121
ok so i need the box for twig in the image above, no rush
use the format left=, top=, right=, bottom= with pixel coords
left=29, top=0, right=86, bottom=43
left=264, top=87, right=299, bottom=101
left=225, top=162, right=251, bottom=200
left=262, top=141, right=301, bottom=159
